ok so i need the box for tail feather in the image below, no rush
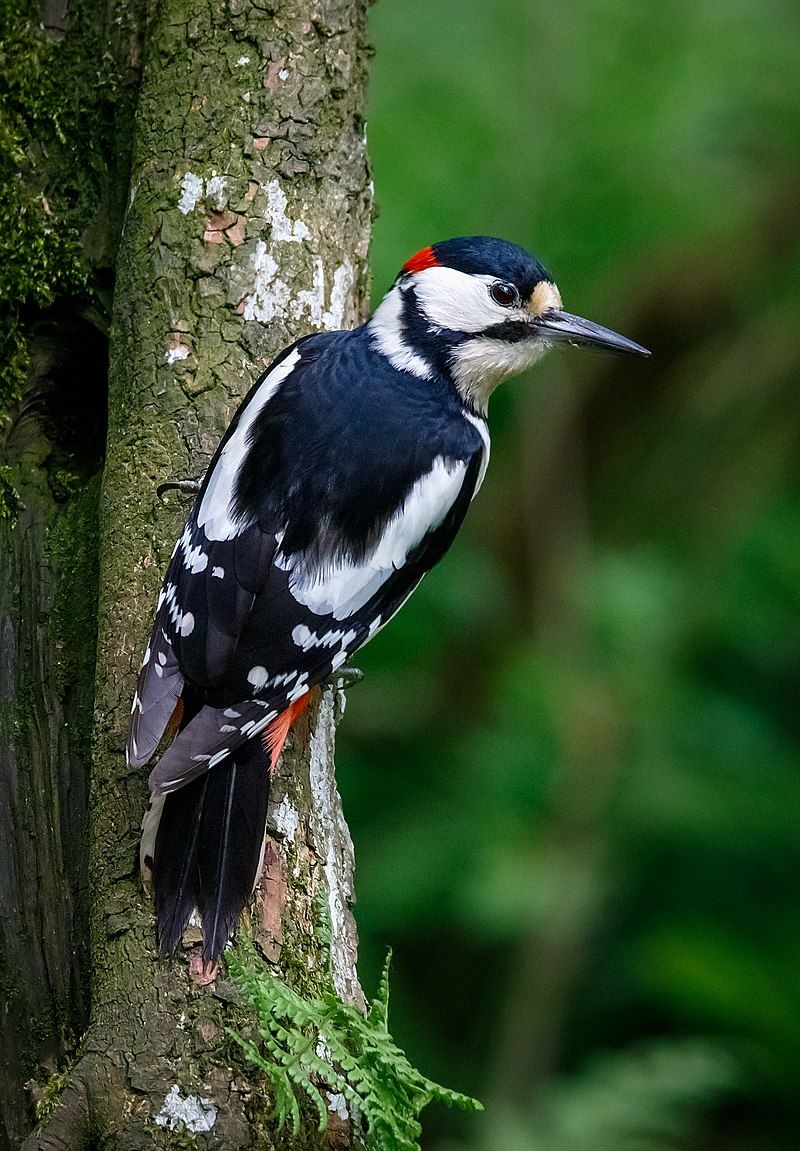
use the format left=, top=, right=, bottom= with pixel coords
left=149, top=697, right=310, bottom=964
left=152, top=773, right=208, bottom=955
left=197, top=745, right=271, bottom=964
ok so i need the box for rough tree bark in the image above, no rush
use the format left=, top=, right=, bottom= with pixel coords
left=0, top=0, right=146, bottom=1141
left=2, top=0, right=372, bottom=1146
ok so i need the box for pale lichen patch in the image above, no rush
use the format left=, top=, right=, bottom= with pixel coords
left=322, top=259, right=355, bottom=331
left=265, top=179, right=311, bottom=243
left=290, top=257, right=326, bottom=326
left=308, top=689, right=361, bottom=1003
left=243, top=241, right=291, bottom=322
left=326, top=1091, right=349, bottom=1120
left=154, top=1085, right=217, bottom=1133
left=165, top=344, right=190, bottom=364
left=206, top=174, right=228, bottom=210
left=274, top=795, right=300, bottom=843
left=178, top=172, right=204, bottom=214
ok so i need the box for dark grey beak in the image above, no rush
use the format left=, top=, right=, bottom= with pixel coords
left=535, top=310, right=650, bottom=357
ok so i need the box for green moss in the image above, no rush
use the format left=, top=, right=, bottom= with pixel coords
left=0, top=464, right=22, bottom=525
left=33, top=1065, right=72, bottom=1124
left=45, top=473, right=100, bottom=702
left=0, top=0, right=131, bottom=412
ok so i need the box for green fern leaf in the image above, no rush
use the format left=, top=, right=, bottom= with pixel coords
left=226, top=938, right=482, bottom=1151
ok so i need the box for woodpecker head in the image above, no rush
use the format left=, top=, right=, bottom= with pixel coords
left=368, top=236, right=650, bottom=412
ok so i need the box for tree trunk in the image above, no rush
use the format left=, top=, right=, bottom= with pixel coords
left=3, top=0, right=372, bottom=1146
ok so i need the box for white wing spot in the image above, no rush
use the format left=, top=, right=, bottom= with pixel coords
left=224, top=708, right=241, bottom=718
left=212, top=566, right=225, bottom=578
left=287, top=675, right=309, bottom=703
left=292, top=623, right=312, bottom=648
left=247, top=665, right=269, bottom=690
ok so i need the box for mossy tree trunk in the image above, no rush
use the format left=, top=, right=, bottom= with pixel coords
left=0, top=0, right=145, bottom=1142
left=2, top=0, right=372, bottom=1146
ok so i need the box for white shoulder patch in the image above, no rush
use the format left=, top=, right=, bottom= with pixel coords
left=278, top=457, right=467, bottom=619
left=197, top=348, right=301, bottom=542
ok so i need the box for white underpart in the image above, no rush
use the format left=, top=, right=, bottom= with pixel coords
left=368, top=284, right=433, bottom=379
left=139, top=792, right=165, bottom=888
left=197, top=348, right=300, bottom=540
left=277, top=457, right=467, bottom=619
left=451, top=337, right=550, bottom=413
left=155, top=1086, right=217, bottom=1134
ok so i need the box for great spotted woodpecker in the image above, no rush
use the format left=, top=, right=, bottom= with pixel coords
left=128, top=236, right=649, bottom=965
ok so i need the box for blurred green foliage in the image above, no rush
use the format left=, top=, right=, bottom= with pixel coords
left=336, top=1, right=800, bottom=1147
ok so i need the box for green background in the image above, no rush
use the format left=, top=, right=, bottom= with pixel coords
left=337, top=1, right=800, bottom=1147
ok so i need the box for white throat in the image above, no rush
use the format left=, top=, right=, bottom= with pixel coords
left=368, top=269, right=555, bottom=412
left=450, top=337, right=551, bottom=413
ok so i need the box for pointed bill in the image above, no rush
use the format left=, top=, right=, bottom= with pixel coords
left=536, top=310, right=650, bottom=357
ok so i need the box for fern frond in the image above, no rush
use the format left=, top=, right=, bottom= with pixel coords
left=226, top=939, right=482, bottom=1151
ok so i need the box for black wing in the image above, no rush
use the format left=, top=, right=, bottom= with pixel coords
left=128, top=333, right=486, bottom=791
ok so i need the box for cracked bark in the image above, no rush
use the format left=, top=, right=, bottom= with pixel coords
left=5, top=0, right=373, bottom=1146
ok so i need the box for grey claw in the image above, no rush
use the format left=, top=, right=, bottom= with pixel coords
left=157, top=478, right=203, bottom=501
left=335, top=666, right=364, bottom=689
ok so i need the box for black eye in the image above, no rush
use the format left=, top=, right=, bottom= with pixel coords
left=490, top=282, right=518, bottom=308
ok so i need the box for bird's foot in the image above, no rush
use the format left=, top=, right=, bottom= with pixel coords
left=157, top=477, right=203, bottom=501
left=334, top=665, right=364, bottom=690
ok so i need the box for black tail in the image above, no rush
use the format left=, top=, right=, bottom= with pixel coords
left=152, top=737, right=271, bottom=964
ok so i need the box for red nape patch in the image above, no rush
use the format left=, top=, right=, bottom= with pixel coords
left=401, top=245, right=440, bottom=275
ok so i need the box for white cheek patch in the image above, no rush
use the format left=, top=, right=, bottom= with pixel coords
left=278, top=457, right=467, bottom=620
left=197, top=348, right=301, bottom=542
left=411, top=267, right=524, bottom=333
